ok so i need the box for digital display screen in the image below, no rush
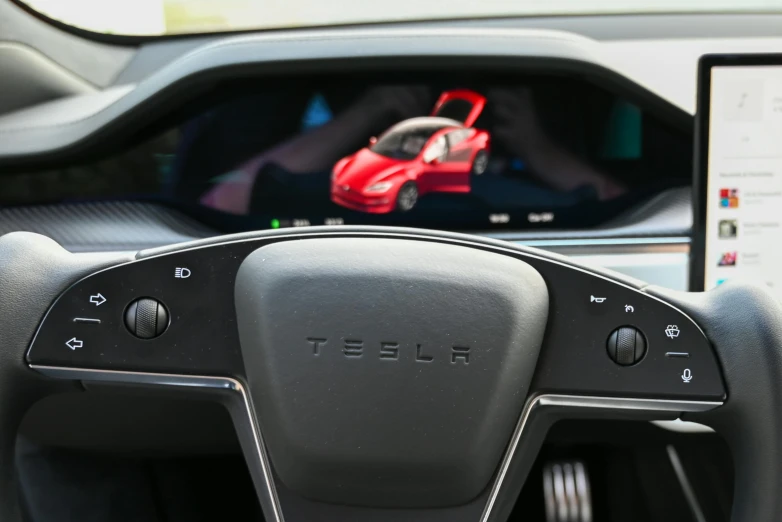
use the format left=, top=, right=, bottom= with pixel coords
left=2, top=77, right=692, bottom=232
left=703, top=64, right=782, bottom=293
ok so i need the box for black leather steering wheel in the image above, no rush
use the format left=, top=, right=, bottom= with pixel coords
left=0, top=227, right=778, bottom=522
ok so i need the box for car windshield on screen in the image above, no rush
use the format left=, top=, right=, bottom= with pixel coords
left=370, top=118, right=453, bottom=160
left=18, top=0, right=782, bottom=36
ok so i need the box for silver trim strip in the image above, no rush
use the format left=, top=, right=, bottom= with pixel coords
left=509, top=237, right=690, bottom=248
left=535, top=395, right=721, bottom=413
left=30, top=365, right=284, bottom=522
left=478, top=394, right=721, bottom=522
left=71, top=236, right=690, bottom=259
left=29, top=367, right=723, bottom=522
left=667, top=445, right=708, bottom=522
left=32, top=365, right=239, bottom=390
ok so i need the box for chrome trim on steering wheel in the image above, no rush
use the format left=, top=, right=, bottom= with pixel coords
left=29, top=365, right=284, bottom=522
left=29, top=365, right=723, bottom=522
left=479, top=394, right=722, bottom=522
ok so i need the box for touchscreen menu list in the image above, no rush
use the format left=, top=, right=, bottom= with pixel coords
left=705, top=65, right=782, bottom=293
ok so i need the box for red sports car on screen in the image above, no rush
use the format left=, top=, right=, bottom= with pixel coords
left=331, top=90, right=490, bottom=214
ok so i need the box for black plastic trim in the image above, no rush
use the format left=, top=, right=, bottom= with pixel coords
left=0, top=188, right=691, bottom=252
left=0, top=31, right=692, bottom=169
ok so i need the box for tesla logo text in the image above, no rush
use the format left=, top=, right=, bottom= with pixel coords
left=306, top=337, right=470, bottom=365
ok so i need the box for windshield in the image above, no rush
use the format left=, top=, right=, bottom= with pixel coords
left=19, top=0, right=782, bottom=36
left=370, top=119, right=452, bottom=160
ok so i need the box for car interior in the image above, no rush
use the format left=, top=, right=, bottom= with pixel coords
left=2, top=1, right=782, bottom=521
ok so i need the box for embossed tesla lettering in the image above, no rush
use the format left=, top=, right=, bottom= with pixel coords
left=306, top=337, right=470, bottom=364
left=343, top=339, right=363, bottom=357
left=451, top=346, right=470, bottom=364
left=379, top=342, right=399, bottom=360
left=416, top=343, right=433, bottom=362
left=307, top=337, right=327, bottom=355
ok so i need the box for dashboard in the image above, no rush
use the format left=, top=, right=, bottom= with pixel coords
left=2, top=22, right=764, bottom=298
left=0, top=24, right=780, bottom=300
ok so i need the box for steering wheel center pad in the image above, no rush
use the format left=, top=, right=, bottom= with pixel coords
left=236, top=238, right=548, bottom=507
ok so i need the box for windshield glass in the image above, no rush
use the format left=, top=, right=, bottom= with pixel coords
left=19, top=0, right=782, bottom=36
left=370, top=118, right=453, bottom=160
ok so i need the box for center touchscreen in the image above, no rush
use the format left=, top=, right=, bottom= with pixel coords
left=703, top=63, right=782, bottom=293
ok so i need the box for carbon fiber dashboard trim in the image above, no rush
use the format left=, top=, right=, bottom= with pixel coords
left=0, top=187, right=690, bottom=252
left=0, top=201, right=215, bottom=252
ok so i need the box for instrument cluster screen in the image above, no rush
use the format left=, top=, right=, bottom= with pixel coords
left=3, top=76, right=692, bottom=232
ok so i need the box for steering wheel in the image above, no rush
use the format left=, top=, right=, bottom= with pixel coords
left=0, top=227, right=779, bottom=522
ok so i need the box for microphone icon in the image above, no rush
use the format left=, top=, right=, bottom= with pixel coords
left=681, top=369, right=693, bottom=383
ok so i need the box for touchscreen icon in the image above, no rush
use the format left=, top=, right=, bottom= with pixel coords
left=718, top=251, right=738, bottom=267
left=718, top=219, right=738, bottom=238
left=723, top=81, right=763, bottom=121
left=719, top=188, right=739, bottom=208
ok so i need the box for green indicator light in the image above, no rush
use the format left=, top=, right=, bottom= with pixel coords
left=270, top=219, right=280, bottom=229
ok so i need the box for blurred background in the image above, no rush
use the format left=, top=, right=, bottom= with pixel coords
left=19, top=0, right=782, bottom=36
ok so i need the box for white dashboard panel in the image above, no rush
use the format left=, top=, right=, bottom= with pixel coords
left=602, top=37, right=782, bottom=114
left=571, top=251, right=688, bottom=291
left=530, top=240, right=690, bottom=291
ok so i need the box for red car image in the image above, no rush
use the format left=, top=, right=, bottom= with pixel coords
left=331, top=90, right=490, bottom=213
